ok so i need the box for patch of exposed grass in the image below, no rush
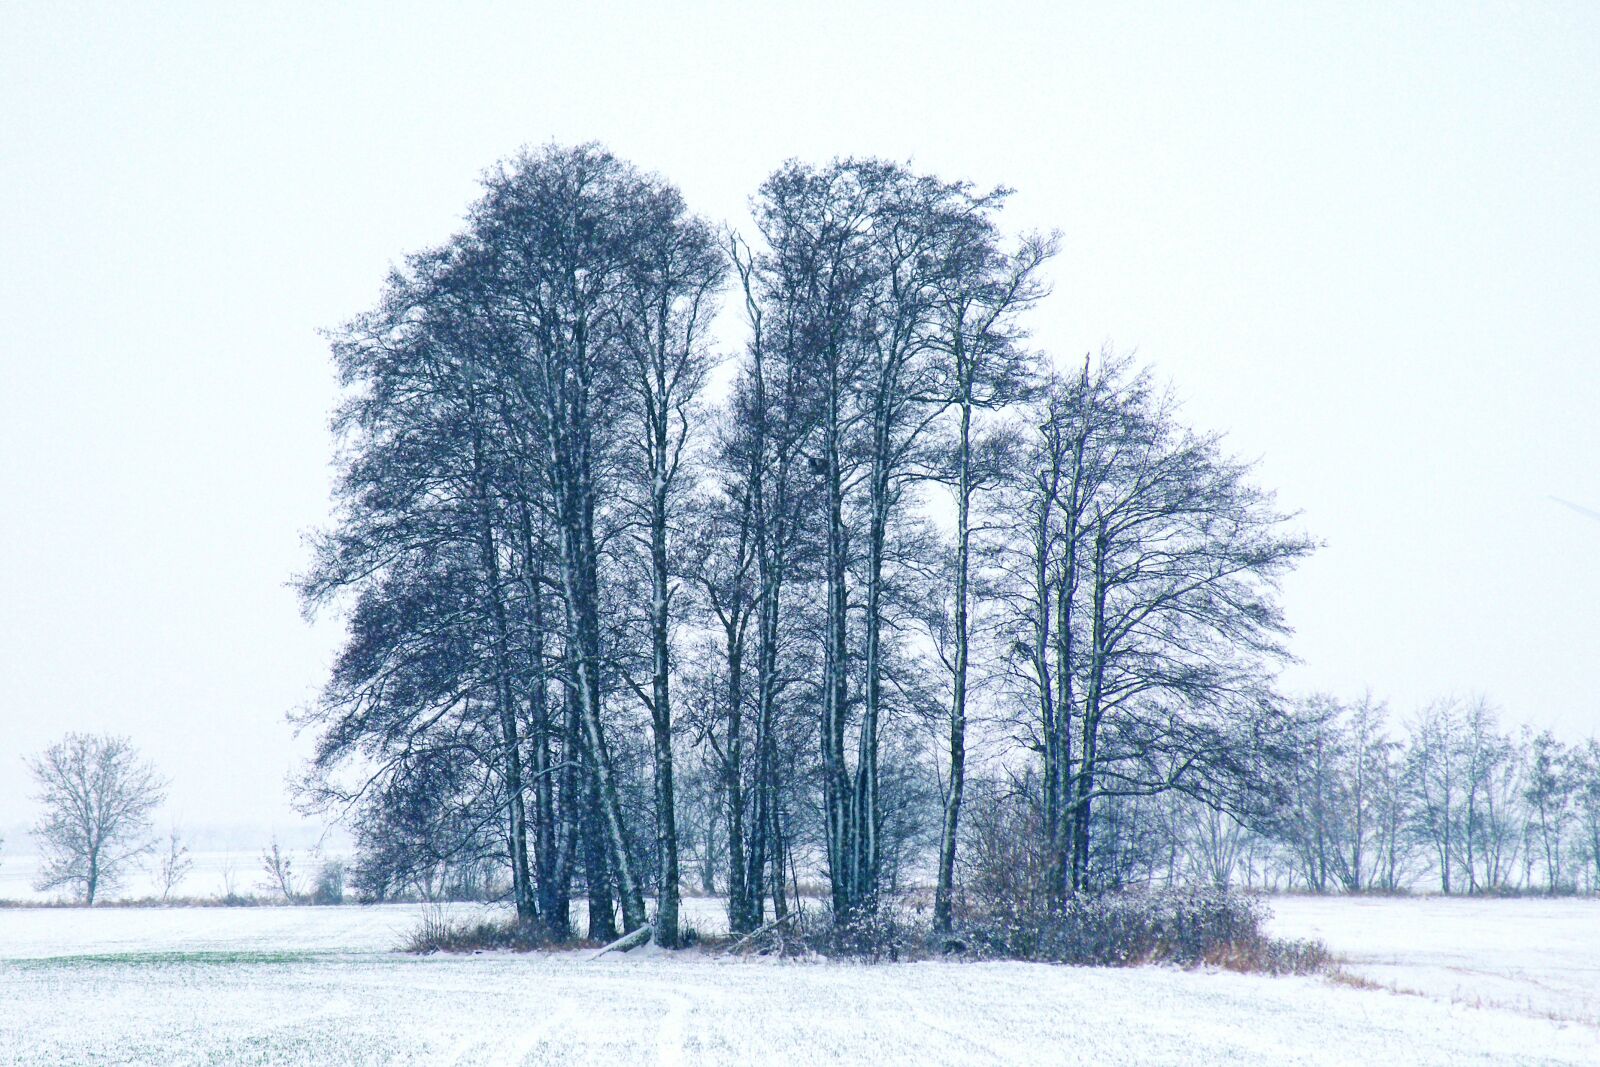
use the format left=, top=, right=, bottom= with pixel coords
left=13, top=950, right=321, bottom=969
left=1327, top=968, right=1386, bottom=991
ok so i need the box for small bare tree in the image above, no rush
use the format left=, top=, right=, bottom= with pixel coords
left=157, top=827, right=192, bottom=902
left=219, top=855, right=239, bottom=900
left=27, top=733, right=165, bottom=906
left=260, top=836, right=300, bottom=902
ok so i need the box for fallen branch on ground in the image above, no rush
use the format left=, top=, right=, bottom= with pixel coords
left=588, top=924, right=653, bottom=961
left=724, top=911, right=798, bottom=955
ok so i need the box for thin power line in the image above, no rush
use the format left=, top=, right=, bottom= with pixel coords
left=1548, top=495, right=1600, bottom=522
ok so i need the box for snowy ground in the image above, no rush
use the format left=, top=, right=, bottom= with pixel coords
left=1269, top=894, right=1600, bottom=1027
left=1, top=897, right=1596, bottom=1065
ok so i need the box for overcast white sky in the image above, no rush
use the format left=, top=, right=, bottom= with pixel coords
left=2, top=2, right=1597, bottom=838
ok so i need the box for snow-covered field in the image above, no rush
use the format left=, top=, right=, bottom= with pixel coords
left=1269, top=895, right=1600, bottom=1028
left=1, top=896, right=1596, bottom=1065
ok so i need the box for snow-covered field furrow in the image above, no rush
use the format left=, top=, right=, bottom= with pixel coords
left=0, top=896, right=1596, bottom=1065
left=3, top=949, right=1595, bottom=1066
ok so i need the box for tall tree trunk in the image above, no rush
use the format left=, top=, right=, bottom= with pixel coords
left=853, top=394, right=894, bottom=915
left=641, top=340, right=684, bottom=948
left=1051, top=554, right=1075, bottom=903
left=722, top=609, right=751, bottom=934
left=1050, top=386, right=1089, bottom=905
left=1071, top=519, right=1109, bottom=893
left=1033, top=472, right=1060, bottom=907
left=536, top=320, right=648, bottom=934
left=649, top=646, right=681, bottom=948
left=934, top=384, right=972, bottom=934
left=524, top=549, right=569, bottom=939
left=468, top=418, right=535, bottom=925
left=746, top=458, right=789, bottom=929
left=551, top=687, right=582, bottom=938
left=581, top=741, right=619, bottom=942
left=555, top=440, right=648, bottom=932
left=771, top=802, right=790, bottom=919
left=820, top=351, right=854, bottom=918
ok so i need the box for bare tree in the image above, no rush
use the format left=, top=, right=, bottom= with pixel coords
left=927, top=203, right=1055, bottom=933
left=157, top=827, right=192, bottom=903
left=1276, top=693, right=1397, bottom=893
left=1573, top=740, right=1600, bottom=893
left=260, top=836, right=301, bottom=903
left=296, top=143, right=1341, bottom=935
left=27, top=733, right=165, bottom=906
left=612, top=179, right=725, bottom=946
left=1525, top=730, right=1575, bottom=893
left=1408, top=700, right=1466, bottom=894
left=1361, top=704, right=1415, bottom=892
left=1458, top=699, right=1524, bottom=892
left=996, top=355, right=1311, bottom=897
left=1279, top=696, right=1346, bottom=892
left=1176, top=796, right=1249, bottom=889
left=474, top=145, right=672, bottom=935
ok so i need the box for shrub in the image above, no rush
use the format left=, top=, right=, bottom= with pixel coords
left=402, top=907, right=568, bottom=954
left=948, top=783, right=1327, bottom=974
left=955, top=888, right=1329, bottom=974
left=799, top=907, right=924, bottom=962
left=311, top=860, right=346, bottom=905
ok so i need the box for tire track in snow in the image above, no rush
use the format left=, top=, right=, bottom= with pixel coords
left=639, top=960, right=724, bottom=1065
left=887, top=969, right=1038, bottom=1063
left=655, top=987, right=690, bottom=1066
left=443, top=997, right=580, bottom=1067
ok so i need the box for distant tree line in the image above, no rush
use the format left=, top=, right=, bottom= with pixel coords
left=297, top=143, right=1316, bottom=943
left=974, top=694, right=1600, bottom=898
left=1239, top=695, right=1600, bottom=895
left=14, top=731, right=350, bottom=907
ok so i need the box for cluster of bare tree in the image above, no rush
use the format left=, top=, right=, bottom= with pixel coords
left=1251, top=696, right=1600, bottom=895
left=1044, top=695, right=1600, bottom=896
left=298, top=144, right=1312, bottom=943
